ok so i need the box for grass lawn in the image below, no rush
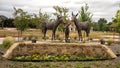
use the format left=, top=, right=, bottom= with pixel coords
left=0, top=58, right=120, bottom=68
left=0, top=28, right=119, bottom=40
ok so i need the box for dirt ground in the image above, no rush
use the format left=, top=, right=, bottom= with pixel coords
left=0, top=43, right=120, bottom=68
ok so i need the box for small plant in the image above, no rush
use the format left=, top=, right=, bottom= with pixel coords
left=84, top=64, right=91, bottom=68
left=107, top=39, right=114, bottom=45
left=23, top=35, right=38, bottom=41
left=29, top=35, right=38, bottom=41
left=23, top=35, right=29, bottom=41
left=116, top=62, right=120, bottom=68
left=2, top=36, right=15, bottom=48
left=56, top=34, right=60, bottom=39
left=76, top=63, right=83, bottom=68
left=12, top=54, right=106, bottom=61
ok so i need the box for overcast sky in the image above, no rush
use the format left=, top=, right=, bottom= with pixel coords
left=0, top=0, right=120, bottom=22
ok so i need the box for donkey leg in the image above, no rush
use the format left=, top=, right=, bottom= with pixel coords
left=52, top=33, right=55, bottom=40
left=77, top=30, right=82, bottom=41
left=77, top=31, right=80, bottom=41
left=86, top=30, right=90, bottom=41
left=86, top=30, right=89, bottom=37
left=52, top=31, right=55, bottom=40
left=43, top=30, right=47, bottom=40
left=53, top=30, right=56, bottom=40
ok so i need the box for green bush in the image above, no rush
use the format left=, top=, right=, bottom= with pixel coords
left=116, top=62, right=120, bottom=68
left=2, top=36, right=15, bottom=48
left=107, top=39, right=114, bottom=45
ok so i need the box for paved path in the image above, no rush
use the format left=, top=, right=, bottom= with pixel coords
left=92, top=35, right=120, bottom=42
left=109, top=45, right=120, bottom=55
left=0, top=38, right=4, bottom=44
left=0, top=37, right=22, bottom=44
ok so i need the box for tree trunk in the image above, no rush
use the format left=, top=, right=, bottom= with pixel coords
left=17, top=30, right=23, bottom=42
left=18, top=30, right=20, bottom=42
left=20, top=30, right=22, bottom=41
left=119, top=33, right=120, bottom=42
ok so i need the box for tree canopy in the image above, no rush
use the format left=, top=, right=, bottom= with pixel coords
left=0, top=15, right=8, bottom=29
left=13, top=7, right=31, bottom=41
left=78, top=4, right=93, bottom=23
left=13, top=7, right=31, bottom=31
left=31, top=9, right=50, bottom=29
left=115, top=10, right=120, bottom=33
left=98, top=18, right=107, bottom=31
left=53, top=6, right=70, bottom=31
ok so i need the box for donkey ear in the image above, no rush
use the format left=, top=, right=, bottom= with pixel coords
left=76, top=13, right=78, bottom=17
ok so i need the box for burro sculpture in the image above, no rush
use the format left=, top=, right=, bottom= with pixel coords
left=71, top=13, right=91, bottom=41
left=42, top=16, right=64, bottom=40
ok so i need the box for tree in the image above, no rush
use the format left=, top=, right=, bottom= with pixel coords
left=103, top=24, right=109, bottom=31
left=31, top=9, right=50, bottom=29
left=13, top=7, right=31, bottom=41
left=0, top=15, right=7, bottom=29
left=4, top=18, right=14, bottom=27
left=93, top=22, right=99, bottom=31
left=78, top=4, right=93, bottom=23
left=112, top=18, right=117, bottom=23
left=53, top=6, right=68, bottom=23
left=53, top=6, right=69, bottom=31
left=98, top=18, right=107, bottom=31
left=114, top=10, right=120, bottom=36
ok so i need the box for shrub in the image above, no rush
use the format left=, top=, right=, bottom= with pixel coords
left=107, top=39, right=114, bottom=45
left=56, top=34, right=63, bottom=40
left=76, top=63, right=82, bottom=68
left=23, top=35, right=38, bottom=41
left=116, top=62, right=120, bottom=68
left=2, top=36, right=15, bottom=48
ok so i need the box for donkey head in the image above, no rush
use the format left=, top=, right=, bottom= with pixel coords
left=65, top=23, right=70, bottom=28
left=57, top=16, right=64, bottom=23
left=71, top=12, right=78, bottom=22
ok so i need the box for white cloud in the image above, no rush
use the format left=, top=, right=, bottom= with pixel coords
left=0, top=0, right=119, bottom=22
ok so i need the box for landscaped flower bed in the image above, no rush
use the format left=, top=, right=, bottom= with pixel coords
left=11, top=54, right=109, bottom=61
left=3, top=42, right=117, bottom=61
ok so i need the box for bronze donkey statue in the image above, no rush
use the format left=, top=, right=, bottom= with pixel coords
left=42, top=16, right=64, bottom=40
left=71, top=13, right=91, bottom=41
